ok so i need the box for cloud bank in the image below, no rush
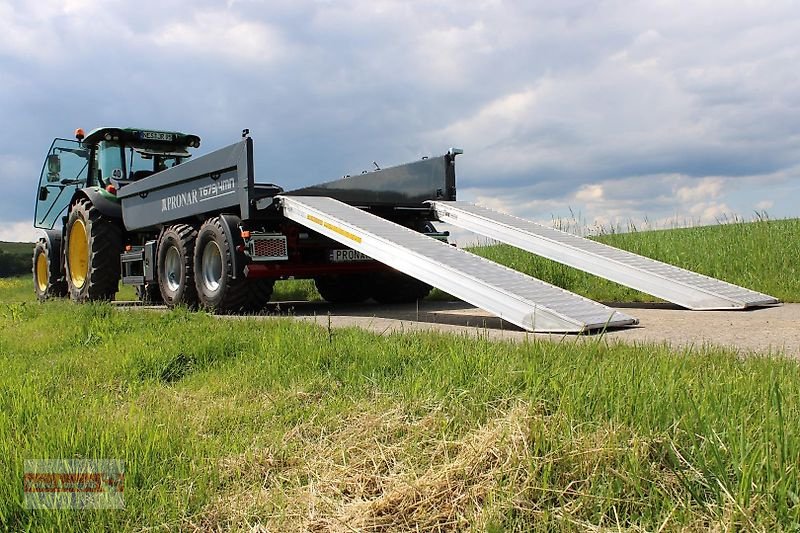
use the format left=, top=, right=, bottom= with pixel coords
left=1, top=0, right=798, bottom=240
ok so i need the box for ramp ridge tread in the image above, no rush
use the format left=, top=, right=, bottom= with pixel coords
left=281, top=196, right=636, bottom=328
left=436, top=201, right=777, bottom=306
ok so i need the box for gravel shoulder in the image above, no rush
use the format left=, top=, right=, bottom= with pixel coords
left=264, top=300, right=800, bottom=357
left=121, top=300, right=799, bottom=357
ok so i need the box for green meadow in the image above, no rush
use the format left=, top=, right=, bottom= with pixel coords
left=1, top=217, right=799, bottom=530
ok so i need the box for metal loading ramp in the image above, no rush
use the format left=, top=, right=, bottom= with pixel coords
left=430, top=201, right=780, bottom=310
left=279, top=195, right=637, bottom=333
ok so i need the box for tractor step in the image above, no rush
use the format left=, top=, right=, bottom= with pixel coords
left=278, top=195, right=637, bottom=333
left=430, top=201, right=780, bottom=310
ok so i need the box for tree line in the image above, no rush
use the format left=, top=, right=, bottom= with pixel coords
left=0, top=248, right=32, bottom=277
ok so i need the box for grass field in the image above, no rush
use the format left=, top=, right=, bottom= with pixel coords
left=2, top=218, right=799, bottom=530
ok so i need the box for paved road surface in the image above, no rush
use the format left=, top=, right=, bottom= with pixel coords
left=229, top=300, right=799, bottom=357
left=120, top=300, right=797, bottom=357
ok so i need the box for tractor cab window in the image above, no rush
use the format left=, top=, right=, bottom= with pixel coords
left=96, top=141, right=124, bottom=186
left=125, top=146, right=187, bottom=181
left=34, top=138, right=90, bottom=230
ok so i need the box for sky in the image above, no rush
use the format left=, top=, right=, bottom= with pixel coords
left=1, top=0, right=799, bottom=241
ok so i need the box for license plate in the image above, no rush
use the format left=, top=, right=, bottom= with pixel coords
left=329, top=249, right=372, bottom=262
left=142, top=131, right=173, bottom=141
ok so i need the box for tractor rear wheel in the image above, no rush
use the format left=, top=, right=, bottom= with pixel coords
left=135, top=283, right=163, bottom=304
left=64, top=198, right=122, bottom=302
left=32, top=240, right=67, bottom=302
left=314, top=275, right=373, bottom=304
left=194, top=217, right=274, bottom=313
left=157, top=224, right=198, bottom=307
left=371, top=271, right=432, bottom=304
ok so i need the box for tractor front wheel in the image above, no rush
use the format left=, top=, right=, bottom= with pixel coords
left=32, top=240, right=67, bottom=302
left=64, top=198, right=122, bottom=302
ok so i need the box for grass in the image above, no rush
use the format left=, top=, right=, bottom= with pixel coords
left=2, top=218, right=799, bottom=530
left=1, top=275, right=800, bottom=530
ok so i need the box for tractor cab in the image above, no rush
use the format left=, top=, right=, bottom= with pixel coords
left=34, top=127, right=200, bottom=230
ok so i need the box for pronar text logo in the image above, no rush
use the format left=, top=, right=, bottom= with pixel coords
left=161, top=178, right=235, bottom=212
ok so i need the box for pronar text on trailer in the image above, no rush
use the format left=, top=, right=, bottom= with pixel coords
left=32, top=127, right=779, bottom=333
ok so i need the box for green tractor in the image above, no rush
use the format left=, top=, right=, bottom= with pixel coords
left=33, top=127, right=200, bottom=303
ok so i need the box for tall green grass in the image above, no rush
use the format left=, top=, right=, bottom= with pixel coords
left=1, top=280, right=799, bottom=530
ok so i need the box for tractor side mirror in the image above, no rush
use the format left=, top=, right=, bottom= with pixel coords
left=38, top=186, right=49, bottom=201
left=46, top=154, right=61, bottom=183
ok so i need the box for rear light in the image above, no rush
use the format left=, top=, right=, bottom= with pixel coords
left=125, top=245, right=132, bottom=251
left=241, top=230, right=251, bottom=238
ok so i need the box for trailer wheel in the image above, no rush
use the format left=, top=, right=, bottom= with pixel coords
left=371, top=271, right=432, bottom=304
left=157, top=224, right=198, bottom=307
left=314, top=275, right=373, bottom=304
left=32, top=240, right=67, bottom=302
left=194, top=217, right=274, bottom=313
left=64, top=197, right=122, bottom=302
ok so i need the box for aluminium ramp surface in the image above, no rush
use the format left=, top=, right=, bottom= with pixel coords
left=431, top=201, right=780, bottom=310
left=279, top=195, right=637, bottom=333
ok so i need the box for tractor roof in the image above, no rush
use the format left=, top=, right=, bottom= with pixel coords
left=83, top=127, right=201, bottom=148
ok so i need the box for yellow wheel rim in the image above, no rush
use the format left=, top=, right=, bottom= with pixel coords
left=68, top=219, right=89, bottom=288
left=36, top=252, right=49, bottom=292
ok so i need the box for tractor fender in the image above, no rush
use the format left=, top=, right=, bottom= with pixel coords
left=218, top=214, right=243, bottom=280
left=39, top=228, right=64, bottom=272
left=71, top=187, right=122, bottom=220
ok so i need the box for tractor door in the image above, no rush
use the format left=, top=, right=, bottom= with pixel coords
left=34, top=139, right=90, bottom=229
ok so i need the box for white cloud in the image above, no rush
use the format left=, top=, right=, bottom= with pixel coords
left=675, top=178, right=725, bottom=203
left=1, top=0, right=800, bottom=232
left=575, top=184, right=604, bottom=202
left=0, top=221, right=42, bottom=243
left=151, top=10, right=290, bottom=66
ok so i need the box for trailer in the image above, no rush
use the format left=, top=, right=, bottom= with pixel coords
left=32, top=127, right=779, bottom=333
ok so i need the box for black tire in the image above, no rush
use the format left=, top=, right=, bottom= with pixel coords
left=371, top=271, right=432, bottom=304
left=157, top=224, right=198, bottom=307
left=135, top=283, right=163, bottom=304
left=314, top=275, right=373, bottom=304
left=64, top=197, right=122, bottom=302
left=194, top=217, right=274, bottom=313
left=32, top=240, right=67, bottom=302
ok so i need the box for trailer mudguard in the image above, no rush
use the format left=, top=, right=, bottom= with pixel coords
left=218, top=213, right=244, bottom=280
